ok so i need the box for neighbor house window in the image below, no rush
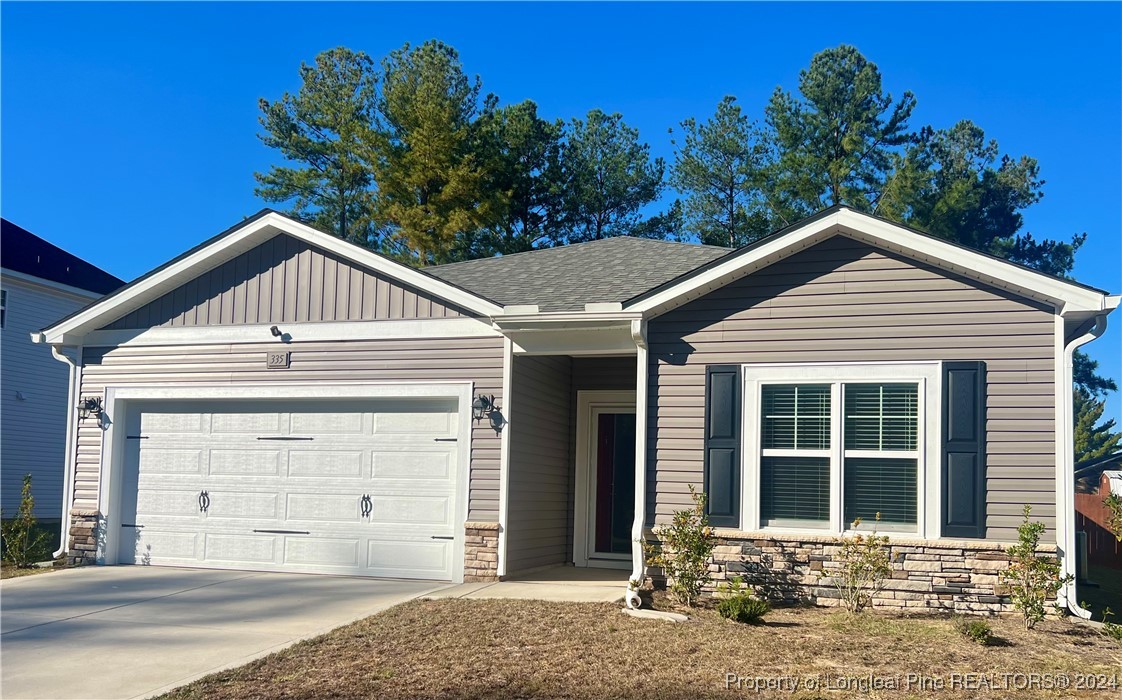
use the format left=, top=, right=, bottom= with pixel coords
left=744, top=364, right=938, bottom=536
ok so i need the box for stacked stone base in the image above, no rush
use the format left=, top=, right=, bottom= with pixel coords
left=68, top=510, right=100, bottom=566
left=654, top=530, right=1058, bottom=615
left=464, top=521, right=500, bottom=582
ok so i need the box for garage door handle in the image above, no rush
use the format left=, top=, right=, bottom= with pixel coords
left=431, top=536, right=454, bottom=540
left=360, top=494, right=372, bottom=518
left=199, top=491, right=210, bottom=513
left=433, top=438, right=457, bottom=442
left=256, top=437, right=314, bottom=441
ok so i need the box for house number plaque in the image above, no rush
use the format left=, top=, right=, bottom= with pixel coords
left=266, top=351, right=291, bottom=369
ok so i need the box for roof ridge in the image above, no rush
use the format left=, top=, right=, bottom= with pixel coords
left=428, top=235, right=728, bottom=271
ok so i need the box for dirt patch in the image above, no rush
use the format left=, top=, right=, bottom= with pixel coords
left=0, top=562, right=65, bottom=580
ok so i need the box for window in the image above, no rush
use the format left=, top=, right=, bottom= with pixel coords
left=1, top=289, right=6, bottom=330
left=744, top=364, right=939, bottom=536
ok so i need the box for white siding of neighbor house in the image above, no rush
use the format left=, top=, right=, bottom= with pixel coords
left=646, top=234, right=1058, bottom=543
left=1, top=273, right=95, bottom=520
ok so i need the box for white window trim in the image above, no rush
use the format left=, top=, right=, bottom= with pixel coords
left=741, top=362, right=942, bottom=539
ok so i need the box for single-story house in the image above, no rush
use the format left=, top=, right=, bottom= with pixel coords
left=34, top=206, right=1117, bottom=614
left=2, top=219, right=124, bottom=526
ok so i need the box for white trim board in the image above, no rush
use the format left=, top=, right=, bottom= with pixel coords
left=78, top=317, right=501, bottom=348
left=39, top=211, right=504, bottom=344
left=626, top=208, right=1112, bottom=318
left=573, top=390, right=636, bottom=567
left=95, top=381, right=474, bottom=583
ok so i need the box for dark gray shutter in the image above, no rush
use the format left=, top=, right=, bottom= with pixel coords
left=704, top=365, right=740, bottom=527
left=941, top=361, right=986, bottom=538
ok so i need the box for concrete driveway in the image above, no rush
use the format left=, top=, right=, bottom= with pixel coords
left=1, top=565, right=447, bottom=700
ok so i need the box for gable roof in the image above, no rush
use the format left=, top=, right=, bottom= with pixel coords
left=428, top=237, right=730, bottom=312
left=37, top=210, right=503, bottom=344
left=1, top=219, right=125, bottom=295
left=624, top=205, right=1117, bottom=318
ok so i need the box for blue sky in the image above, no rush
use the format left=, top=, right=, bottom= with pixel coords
left=3, top=2, right=1120, bottom=420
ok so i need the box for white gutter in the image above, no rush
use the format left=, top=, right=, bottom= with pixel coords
left=1057, top=307, right=1113, bottom=618
left=48, top=344, right=81, bottom=560
left=625, top=319, right=648, bottom=609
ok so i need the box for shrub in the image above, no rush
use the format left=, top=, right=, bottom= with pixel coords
left=1100, top=608, right=1122, bottom=649
left=832, top=514, right=891, bottom=613
left=716, top=576, right=770, bottom=624
left=1001, top=505, right=1072, bottom=630
left=644, top=485, right=715, bottom=607
left=954, top=616, right=994, bottom=646
left=1103, top=492, right=1122, bottom=543
left=1, top=474, right=51, bottom=568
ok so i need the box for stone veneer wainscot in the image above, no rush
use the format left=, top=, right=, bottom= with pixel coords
left=464, top=522, right=500, bottom=582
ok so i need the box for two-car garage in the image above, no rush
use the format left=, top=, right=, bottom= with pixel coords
left=107, top=386, right=471, bottom=582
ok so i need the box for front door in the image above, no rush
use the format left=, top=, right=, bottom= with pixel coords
left=575, top=390, right=637, bottom=567
left=592, top=411, right=636, bottom=558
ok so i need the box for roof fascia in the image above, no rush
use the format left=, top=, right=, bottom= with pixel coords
left=40, top=212, right=503, bottom=343
left=625, top=209, right=1111, bottom=318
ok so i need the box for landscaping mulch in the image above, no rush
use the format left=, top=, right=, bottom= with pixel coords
left=161, top=597, right=1122, bottom=700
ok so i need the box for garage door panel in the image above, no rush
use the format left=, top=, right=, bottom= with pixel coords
left=204, top=533, right=277, bottom=563
left=287, top=450, right=364, bottom=478
left=286, top=493, right=362, bottom=522
left=208, top=449, right=281, bottom=476
left=205, top=491, right=278, bottom=520
left=290, top=411, right=365, bottom=435
left=372, top=451, right=453, bottom=480
left=369, top=494, right=451, bottom=526
left=284, top=537, right=359, bottom=567
left=368, top=540, right=451, bottom=576
left=133, top=530, right=198, bottom=561
left=211, top=412, right=282, bottom=434
left=138, top=449, right=203, bottom=475
left=141, top=412, right=204, bottom=435
left=373, top=408, right=455, bottom=435
left=136, top=490, right=202, bottom=517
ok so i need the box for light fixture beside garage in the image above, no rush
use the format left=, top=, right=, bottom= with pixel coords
left=77, top=396, right=103, bottom=421
left=471, top=393, right=505, bottom=433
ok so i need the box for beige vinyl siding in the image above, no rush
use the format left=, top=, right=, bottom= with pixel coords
left=647, top=235, right=1057, bottom=542
left=74, top=334, right=504, bottom=520
left=104, top=234, right=465, bottom=329
left=506, top=355, right=573, bottom=573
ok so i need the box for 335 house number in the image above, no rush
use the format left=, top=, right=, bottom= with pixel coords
left=266, top=351, right=291, bottom=369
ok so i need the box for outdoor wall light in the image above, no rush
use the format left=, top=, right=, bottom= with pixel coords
left=471, top=393, right=505, bottom=432
left=269, top=325, right=283, bottom=338
left=77, top=396, right=103, bottom=421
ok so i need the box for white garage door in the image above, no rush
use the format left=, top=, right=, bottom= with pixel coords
left=117, top=398, right=463, bottom=580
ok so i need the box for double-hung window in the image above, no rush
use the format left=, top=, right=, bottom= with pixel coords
left=744, top=364, right=939, bottom=536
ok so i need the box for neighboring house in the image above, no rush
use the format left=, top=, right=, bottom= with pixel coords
left=2, top=219, right=124, bottom=525
left=1075, top=470, right=1122, bottom=569
left=34, top=206, right=1117, bottom=615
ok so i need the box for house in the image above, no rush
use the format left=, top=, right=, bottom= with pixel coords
left=1075, top=470, right=1122, bottom=570
left=33, top=206, right=1117, bottom=614
left=1, top=219, right=124, bottom=530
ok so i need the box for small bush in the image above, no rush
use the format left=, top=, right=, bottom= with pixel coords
left=1, top=474, right=51, bottom=568
left=1103, top=492, right=1122, bottom=543
left=832, top=514, right=891, bottom=613
left=644, top=485, right=714, bottom=607
left=954, top=616, right=994, bottom=646
left=1100, top=608, right=1122, bottom=649
left=1001, top=505, right=1072, bottom=630
left=715, top=576, right=770, bottom=624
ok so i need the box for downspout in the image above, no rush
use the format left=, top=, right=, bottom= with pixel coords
left=625, top=319, right=648, bottom=609
left=49, top=344, right=81, bottom=560
left=1058, top=301, right=1116, bottom=618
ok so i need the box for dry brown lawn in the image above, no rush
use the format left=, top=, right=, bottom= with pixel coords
left=161, top=597, right=1121, bottom=700
left=0, top=563, right=62, bottom=579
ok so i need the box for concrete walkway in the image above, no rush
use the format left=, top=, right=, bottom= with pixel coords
left=1, top=566, right=447, bottom=700
left=430, top=565, right=626, bottom=603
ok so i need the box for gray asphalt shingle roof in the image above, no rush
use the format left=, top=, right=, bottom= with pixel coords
left=426, top=237, right=731, bottom=312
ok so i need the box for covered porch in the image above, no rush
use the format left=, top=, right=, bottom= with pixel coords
left=431, top=566, right=624, bottom=603
left=502, top=351, right=641, bottom=581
